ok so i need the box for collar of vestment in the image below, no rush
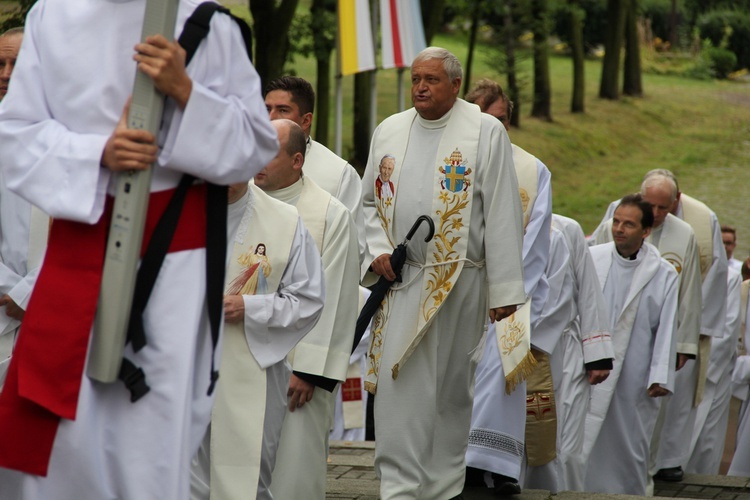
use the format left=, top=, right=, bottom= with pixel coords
left=365, top=99, right=481, bottom=393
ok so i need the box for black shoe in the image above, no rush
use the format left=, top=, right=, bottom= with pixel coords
left=492, top=473, right=521, bottom=496
left=654, top=466, right=684, bottom=482
left=464, top=466, right=486, bottom=488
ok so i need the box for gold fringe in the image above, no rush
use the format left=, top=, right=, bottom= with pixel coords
left=391, top=363, right=400, bottom=380
left=364, top=381, right=377, bottom=395
left=504, top=350, right=537, bottom=395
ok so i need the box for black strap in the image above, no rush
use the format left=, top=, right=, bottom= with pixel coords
left=180, top=2, right=253, bottom=66
left=204, top=183, right=227, bottom=395
left=117, top=1, right=246, bottom=400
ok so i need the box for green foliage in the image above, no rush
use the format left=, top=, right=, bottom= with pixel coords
left=697, top=9, right=750, bottom=70
left=704, top=46, right=737, bottom=78
left=1, top=0, right=35, bottom=32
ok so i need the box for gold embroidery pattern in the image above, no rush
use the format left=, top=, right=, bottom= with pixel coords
left=422, top=150, right=471, bottom=321
left=500, top=314, right=525, bottom=355
left=376, top=197, right=396, bottom=248
left=661, top=251, right=684, bottom=275
left=366, top=289, right=393, bottom=393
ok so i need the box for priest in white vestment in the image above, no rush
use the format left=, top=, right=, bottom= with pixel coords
left=584, top=194, right=678, bottom=496
left=258, top=120, right=359, bottom=500
left=263, top=76, right=365, bottom=264
left=0, top=27, right=50, bottom=386
left=686, top=267, right=742, bottom=474
left=0, top=1, right=279, bottom=498
left=728, top=278, right=750, bottom=476
left=522, top=215, right=614, bottom=492
left=361, top=49, right=525, bottom=499
left=190, top=180, right=325, bottom=500
left=595, top=170, right=726, bottom=483
left=462, top=79, right=551, bottom=496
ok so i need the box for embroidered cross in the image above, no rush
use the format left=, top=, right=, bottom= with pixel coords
left=341, top=378, right=362, bottom=402
left=444, top=165, right=465, bottom=192
left=526, top=392, right=554, bottom=421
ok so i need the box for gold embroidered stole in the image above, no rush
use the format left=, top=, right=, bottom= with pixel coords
left=285, top=178, right=331, bottom=370
left=511, top=144, right=539, bottom=228
left=304, top=139, right=349, bottom=200
left=211, top=184, right=299, bottom=500
left=680, top=194, right=715, bottom=406
left=365, top=100, right=479, bottom=393
left=525, top=348, right=557, bottom=466
left=680, top=194, right=713, bottom=279
left=655, top=215, right=692, bottom=276
left=342, top=288, right=369, bottom=429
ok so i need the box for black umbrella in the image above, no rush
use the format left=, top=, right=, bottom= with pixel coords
left=352, top=215, right=436, bottom=353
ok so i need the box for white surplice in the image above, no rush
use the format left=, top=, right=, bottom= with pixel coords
left=267, top=177, right=360, bottom=500
left=729, top=279, right=750, bottom=476
left=526, top=214, right=613, bottom=492
left=190, top=186, right=325, bottom=500
left=686, top=267, right=742, bottom=474
left=584, top=242, right=678, bottom=496
left=0, top=1, right=278, bottom=498
left=362, top=108, right=525, bottom=499
left=467, top=152, right=551, bottom=484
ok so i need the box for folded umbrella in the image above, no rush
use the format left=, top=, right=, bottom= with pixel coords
left=352, top=215, right=435, bottom=353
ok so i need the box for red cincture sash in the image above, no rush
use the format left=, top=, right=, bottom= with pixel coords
left=0, top=184, right=207, bottom=476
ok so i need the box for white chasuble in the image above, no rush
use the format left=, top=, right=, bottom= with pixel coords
left=365, top=100, right=480, bottom=392
left=210, top=184, right=299, bottom=500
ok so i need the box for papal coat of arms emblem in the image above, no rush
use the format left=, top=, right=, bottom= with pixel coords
left=439, top=148, right=472, bottom=193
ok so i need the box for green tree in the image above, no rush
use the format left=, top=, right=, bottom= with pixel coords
left=530, top=0, right=552, bottom=121
left=622, top=0, right=642, bottom=96
left=599, top=0, right=627, bottom=99
left=569, top=0, right=585, bottom=113
left=250, top=0, right=300, bottom=88
left=421, top=0, right=448, bottom=44
left=310, top=0, right=336, bottom=146
left=1, top=0, right=36, bottom=31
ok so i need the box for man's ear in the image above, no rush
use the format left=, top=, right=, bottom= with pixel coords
left=292, top=152, right=304, bottom=171
left=643, top=226, right=652, bottom=240
left=300, top=112, right=313, bottom=136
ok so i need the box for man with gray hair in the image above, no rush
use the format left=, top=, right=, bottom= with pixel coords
left=0, top=26, right=50, bottom=387
left=360, top=47, right=525, bottom=498
left=595, top=168, right=727, bottom=486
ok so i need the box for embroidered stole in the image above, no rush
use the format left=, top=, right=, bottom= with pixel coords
left=583, top=242, right=661, bottom=458
left=210, top=184, right=298, bottom=500
left=285, top=178, right=331, bottom=372
left=365, top=100, right=479, bottom=393
left=680, top=194, right=716, bottom=406
left=508, top=144, right=555, bottom=463
left=304, top=139, right=349, bottom=199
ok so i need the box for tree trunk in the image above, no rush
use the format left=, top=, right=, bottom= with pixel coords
left=311, top=0, right=336, bottom=146
left=530, top=0, right=552, bottom=121
left=622, top=0, right=643, bottom=96
left=668, top=0, right=678, bottom=49
left=250, top=0, right=300, bottom=88
left=352, top=71, right=373, bottom=170
left=598, top=0, right=627, bottom=100
left=420, top=0, right=446, bottom=45
left=570, top=1, right=585, bottom=113
left=504, top=1, right=520, bottom=128
left=462, top=0, right=482, bottom=96
left=315, top=57, right=332, bottom=146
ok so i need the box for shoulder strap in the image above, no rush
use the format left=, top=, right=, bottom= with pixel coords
left=179, top=1, right=253, bottom=65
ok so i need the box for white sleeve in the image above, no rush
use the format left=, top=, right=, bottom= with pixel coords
left=241, top=219, right=325, bottom=369
left=700, top=213, right=728, bottom=337
left=650, top=269, right=679, bottom=393
left=524, top=160, right=552, bottom=329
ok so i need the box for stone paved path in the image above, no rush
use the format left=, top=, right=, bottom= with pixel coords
left=327, top=441, right=750, bottom=499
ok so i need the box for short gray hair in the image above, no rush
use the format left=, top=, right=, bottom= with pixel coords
left=641, top=169, right=679, bottom=200
left=413, top=47, right=463, bottom=82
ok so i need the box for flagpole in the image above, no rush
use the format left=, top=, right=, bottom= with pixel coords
left=397, top=68, right=405, bottom=111
left=334, top=1, right=343, bottom=156
left=368, top=0, right=377, bottom=139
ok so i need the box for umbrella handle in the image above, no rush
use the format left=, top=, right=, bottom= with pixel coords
left=405, top=215, right=435, bottom=243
